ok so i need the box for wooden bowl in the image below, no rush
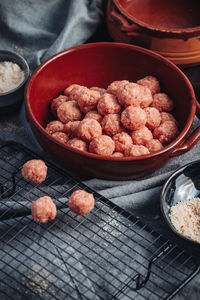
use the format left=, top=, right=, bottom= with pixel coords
left=25, top=42, right=200, bottom=180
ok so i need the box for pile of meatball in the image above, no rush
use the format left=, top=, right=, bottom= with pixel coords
left=22, top=159, right=95, bottom=223
left=45, top=76, right=179, bottom=157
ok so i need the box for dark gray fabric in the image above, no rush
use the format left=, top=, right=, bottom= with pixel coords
left=0, top=1, right=200, bottom=298
left=0, top=0, right=102, bottom=71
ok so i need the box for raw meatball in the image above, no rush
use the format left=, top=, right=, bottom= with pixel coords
left=112, top=132, right=133, bottom=153
left=139, top=86, right=153, bottom=108
left=77, top=88, right=101, bottom=113
left=89, top=135, right=115, bottom=156
left=97, top=93, right=121, bottom=115
left=52, top=132, right=69, bottom=144
left=101, top=113, right=124, bottom=136
left=111, top=152, right=124, bottom=157
left=153, top=121, right=179, bottom=145
left=77, top=119, right=102, bottom=142
left=64, top=121, right=80, bottom=138
left=131, top=126, right=153, bottom=146
left=64, top=84, right=83, bottom=97
left=68, top=85, right=87, bottom=102
left=145, top=139, right=163, bottom=152
left=125, top=145, right=150, bottom=157
left=51, top=95, right=68, bottom=117
left=57, top=101, right=82, bottom=123
left=144, top=107, right=161, bottom=130
left=90, top=87, right=106, bottom=95
left=116, top=82, right=142, bottom=106
left=84, top=110, right=103, bottom=123
left=107, top=80, right=129, bottom=96
left=137, top=75, right=160, bottom=95
left=67, top=138, right=88, bottom=152
left=45, top=120, right=64, bottom=135
left=68, top=190, right=95, bottom=216
left=121, top=107, right=146, bottom=130
left=22, top=159, right=47, bottom=184
left=31, top=196, right=57, bottom=223
left=160, top=112, right=178, bottom=125
left=151, top=93, right=174, bottom=112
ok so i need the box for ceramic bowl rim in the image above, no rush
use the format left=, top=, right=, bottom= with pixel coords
left=113, top=0, right=200, bottom=36
left=160, top=159, right=200, bottom=246
left=25, top=42, right=196, bottom=162
left=0, top=50, right=30, bottom=97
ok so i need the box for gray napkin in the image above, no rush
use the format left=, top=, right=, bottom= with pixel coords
left=0, top=0, right=103, bottom=71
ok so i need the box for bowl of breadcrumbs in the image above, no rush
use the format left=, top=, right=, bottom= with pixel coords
left=161, top=159, right=200, bottom=245
left=0, top=50, right=29, bottom=113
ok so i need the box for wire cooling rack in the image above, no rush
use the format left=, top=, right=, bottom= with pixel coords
left=0, top=142, right=199, bottom=300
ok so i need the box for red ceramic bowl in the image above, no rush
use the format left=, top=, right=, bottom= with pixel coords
left=25, top=42, right=200, bottom=180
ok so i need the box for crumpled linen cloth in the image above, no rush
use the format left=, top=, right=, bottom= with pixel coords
left=0, top=0, right=103, bottom=71
left=0, top=1, right=200, bottom=298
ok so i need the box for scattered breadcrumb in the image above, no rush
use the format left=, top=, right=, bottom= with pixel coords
left=24, top=264, right=52, bottom=296
left=169, top=197, right=200, bottom=243
left=0, top=121, right=24, bottom=133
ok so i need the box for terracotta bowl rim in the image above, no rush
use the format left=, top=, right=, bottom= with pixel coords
left=113, top=0, right=200, bottom=36
left=25, top=42, right=196, bottom=162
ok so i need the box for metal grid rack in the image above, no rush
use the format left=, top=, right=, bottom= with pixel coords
left=0, top=142, right=199, bottom=300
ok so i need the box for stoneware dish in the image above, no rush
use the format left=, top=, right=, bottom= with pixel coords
left=107, top=0, right=200, bottom=67
left=109, top=0, right=200, bottom=39
left=25, top=42, right=200, bottom=180
left=0, top=50, right=30, bottom=113
left=161, top=160, right=200, bottom=246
